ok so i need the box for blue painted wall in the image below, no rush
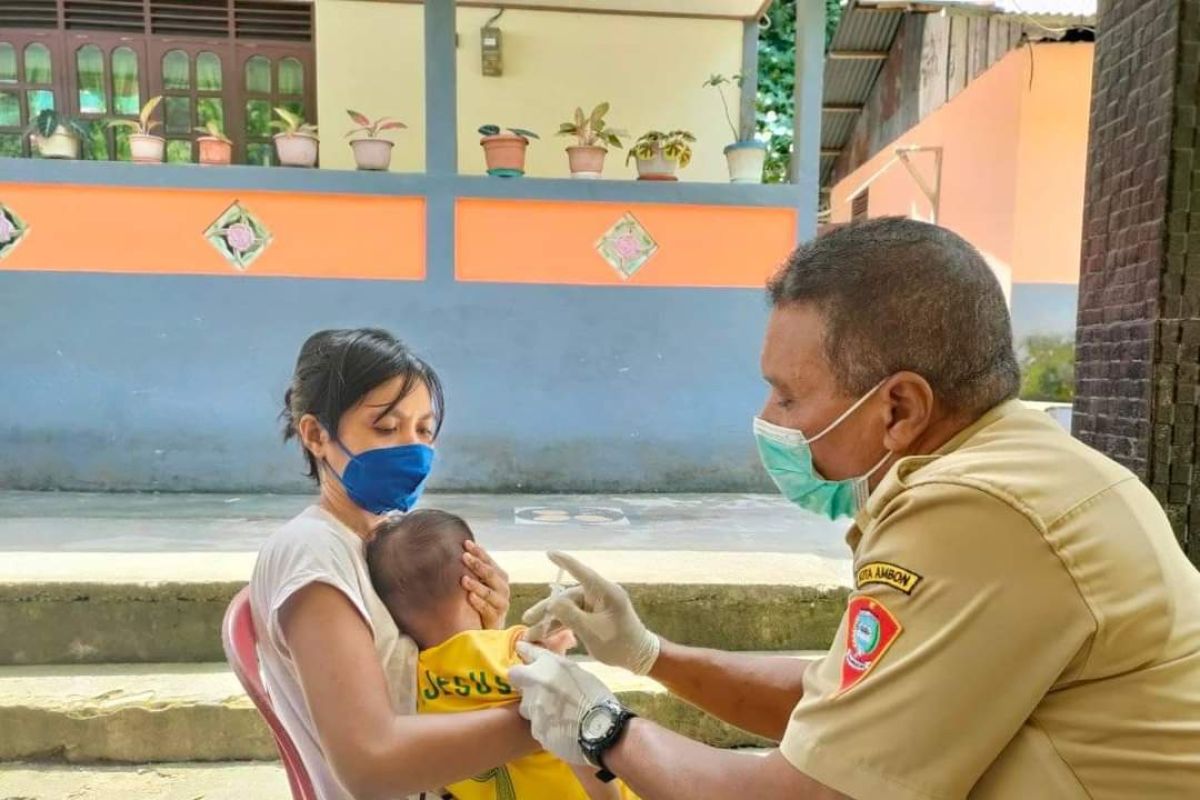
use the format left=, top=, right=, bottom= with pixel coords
left=0, top=271, right=776, bottom=492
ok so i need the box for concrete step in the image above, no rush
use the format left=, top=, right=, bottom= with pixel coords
left=0, top=657, right=819, bottom=763
left=1, top=551, right=849, bottom=665
left=0, top=761, right=291, bottom=799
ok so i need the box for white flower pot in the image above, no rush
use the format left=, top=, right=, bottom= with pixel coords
left=634, top=148, right=678, bottom=181
left=34, top=127, right=81, bottom=159
left=130, top=133, right=165, bottom=164
left=274, top=133, right=319, bottom=168
left=724, top=141, right=766, bottom=183
left=350, top=138, right=393, bottom=171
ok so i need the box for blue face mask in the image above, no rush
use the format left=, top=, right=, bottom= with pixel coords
left=753, top=382, right=890, bottom=520
left=325, top=439, right=435, bottom=515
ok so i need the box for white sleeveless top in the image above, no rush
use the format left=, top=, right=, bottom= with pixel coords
left=250, top=505, right=420, bottom=800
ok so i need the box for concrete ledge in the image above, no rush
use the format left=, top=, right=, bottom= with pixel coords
left=0, top=660, right=809, bottom=762
left=0, top=761, right=292, bottom=799
left=1, top=581, right=847, bottom=665
left=1, top=550, right=850, bottom=665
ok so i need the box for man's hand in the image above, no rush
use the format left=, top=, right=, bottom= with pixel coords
left=522, top=551, right=661, bottom=675
left=508, top=641, right=616, bottom=765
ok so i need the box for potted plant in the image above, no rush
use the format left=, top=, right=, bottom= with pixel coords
left=270, top=107, right=319, bottom=168
left=626, top=130, right=695, bottom=181
left=107, top=96, right=164, bottom=163
left=195, top=120, right=233, bottom=166
left=346, top=110, right=406, bottom=171
left=704, top=74, right=766, bottom=183
left=478, top=125, right=539, bottom=177
left=25, top=109, right=89, bottom=159
left=555, top=102, right=626, bottom=179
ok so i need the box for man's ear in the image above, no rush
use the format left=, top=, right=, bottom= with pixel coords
left=881, top=371, right=935, bottom=453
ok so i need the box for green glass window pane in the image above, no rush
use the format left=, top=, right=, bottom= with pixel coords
left=27, top=89, right=54, bottom=117
left=245, top=56, right=270, bottom=94
left=165, top=95, right=190, bottom=134
left=112, top=46, right=140, bottom=116
left=197, top=52, right=221, bottom=92
left=247, top=142, right=272, bottom=166
left=76, top=45, right=106, bottom=114
left=81, top=119, right=108, bottom=160
left=25, top=43, right=52, bottom=85
left=163, top=50, right=189, bottom=91
left=0, top=133, right=21, bottom=157
left=113, top=127, right=131, bottom=161
left=197, top=97, right=224, bottom=130
left=166, top=139, right=192, bottom=163
left=279, top=57, right=303, bottom=96
left=0, top=44, right=15, bottom=83
left=0, top=91, right=18, bottom=127
left=245, top=99, right=271, bottom=137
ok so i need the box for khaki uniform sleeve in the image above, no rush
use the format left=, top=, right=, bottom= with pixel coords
left=779, top=484, right=1095, bottom=800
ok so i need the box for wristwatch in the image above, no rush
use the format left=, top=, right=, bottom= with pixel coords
left=579, top=698, right=637, bottom=782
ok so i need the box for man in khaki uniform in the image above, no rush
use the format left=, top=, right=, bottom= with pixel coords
left=508, top=218, right=1200, bottom=798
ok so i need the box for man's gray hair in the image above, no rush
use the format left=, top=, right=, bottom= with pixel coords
left=767, top=217, right=1020, bottom=415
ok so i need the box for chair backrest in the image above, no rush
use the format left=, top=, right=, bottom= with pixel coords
left=222, top=586, right=319, bottom=800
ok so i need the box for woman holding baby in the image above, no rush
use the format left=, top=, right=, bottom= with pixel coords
left=249, top=328, right=531, bottom=800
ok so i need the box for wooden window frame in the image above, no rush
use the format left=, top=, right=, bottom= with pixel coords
left=0, top=30, right=70, bottom=157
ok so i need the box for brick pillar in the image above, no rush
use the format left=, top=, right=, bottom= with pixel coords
left=1075, top=0, right=1200, bottom=564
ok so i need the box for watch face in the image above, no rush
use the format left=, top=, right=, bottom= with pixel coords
left=582, top=705, right=616, bottom=742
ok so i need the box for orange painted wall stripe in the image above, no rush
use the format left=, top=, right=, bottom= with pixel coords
left=0, top=183, right=425, bottom=280
left=455, top=198, right=797, bottom=288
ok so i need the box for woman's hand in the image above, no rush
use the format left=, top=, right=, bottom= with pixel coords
left=461, top=540, right=511, bottom=629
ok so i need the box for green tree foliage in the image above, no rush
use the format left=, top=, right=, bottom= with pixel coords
left=756, top=1, right=844, bottom=182
left=1019, top=334, right=1076, bottom=402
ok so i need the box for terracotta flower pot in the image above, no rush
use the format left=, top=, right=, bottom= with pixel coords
left=634, top=146, right=678, bottom=181
left=724, top=141, right=766, bottom=183
left=274, top=132, right=319, bottom=168
left=33, top=126, right=81, bottom=159
left=350, top=138, right=394, bottom=171
left=480, top=133, right=529, bottom=177
left=566, top=145, right=607, bottom=179
left=130, top=133, right=165, bottom=164
left=197, top=136, right=232, bottom=165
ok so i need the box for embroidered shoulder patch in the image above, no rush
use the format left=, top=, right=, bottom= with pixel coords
left=855, top=561, right=922, bottom=595
left=838, top=596, right=902, bottom=696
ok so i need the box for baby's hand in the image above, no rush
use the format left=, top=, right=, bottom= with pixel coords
left=524, top=625, right=577, bottom=655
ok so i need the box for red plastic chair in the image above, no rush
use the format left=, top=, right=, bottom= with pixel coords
left=222, top=586, right=318, bottom=800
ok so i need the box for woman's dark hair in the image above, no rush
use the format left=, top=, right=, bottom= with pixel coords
left=281, top=328, right=445, bottom=481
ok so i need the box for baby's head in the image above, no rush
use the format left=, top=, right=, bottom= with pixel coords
left=366, top=509, right=482, bottom=650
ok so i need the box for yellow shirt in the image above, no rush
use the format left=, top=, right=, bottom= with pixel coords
left=780, top=400, right=1200, bottom=799
left=418, top=626, right=635, bottom=800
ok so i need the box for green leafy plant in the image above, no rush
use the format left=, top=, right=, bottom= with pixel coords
left=626, top=130, right=696, bottom=167
left=1019, top=334, right=1076, bottom=402
left=194, top=120, right=232, bottom=143
left=106, top=95, right=163, bottom=136
left=703, top=73, right=746, bottom=142
left=270, top=106, right=318, bottom=137
left=556, top=102, right=626, bottom=149
left=26, top=109, right=90, bottom=142
left=346, top=110, right=407, bottom=139
left=478, top=125, right=539, bottom=141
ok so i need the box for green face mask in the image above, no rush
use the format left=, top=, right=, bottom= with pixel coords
left=753, top=382, right=890, bottom=520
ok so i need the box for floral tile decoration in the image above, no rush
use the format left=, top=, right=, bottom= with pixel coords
left=204, top=201, right=272, bottom=271
left=596, top=212, right=658, bottom=279
left=0, top=203, right=29, bottom=261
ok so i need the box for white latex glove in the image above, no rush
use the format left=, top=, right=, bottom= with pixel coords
left=522, top=551, right=661, bottom=676
left=508, top=641, right=616, bottom=765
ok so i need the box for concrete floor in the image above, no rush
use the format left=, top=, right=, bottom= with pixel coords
left=0, top=491, right=851, bottom=557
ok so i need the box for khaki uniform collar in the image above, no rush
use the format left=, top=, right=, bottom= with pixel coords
left=849, top=398, right=1025, bottom=537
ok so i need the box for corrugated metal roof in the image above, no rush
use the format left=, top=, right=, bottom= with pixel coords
left=823, top=58, right=887, bottom=105
left=821, top=113, right=858, bottom=149
left=994, top=0, right=1096, bottom=14
left=854, top=0, right=1095, bottom=22
left=828, top=4, right=904, bottom=51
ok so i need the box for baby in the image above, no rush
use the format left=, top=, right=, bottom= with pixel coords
left=366, top=509, right=634, bottom=800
